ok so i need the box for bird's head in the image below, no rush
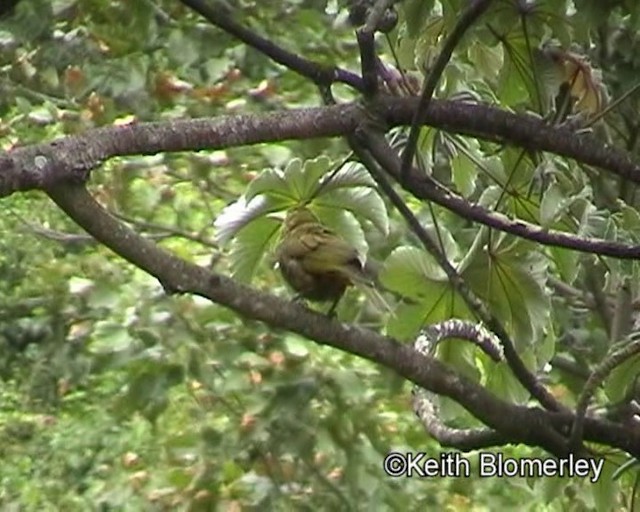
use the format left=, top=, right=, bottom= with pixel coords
left=282, top=206, right=319, bottom=233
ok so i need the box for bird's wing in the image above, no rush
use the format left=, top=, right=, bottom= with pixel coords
left=299, top=227, right=364, bottom=276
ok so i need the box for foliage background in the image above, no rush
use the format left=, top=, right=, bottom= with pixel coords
left=1, top=0, right=640, bottom=510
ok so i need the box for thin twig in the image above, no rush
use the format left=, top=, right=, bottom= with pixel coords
left=350, top=122, right=565, bottom=412
left=179, top=0, right=363, bottom=91
left=569, top=338, right=640, bottom=452
left=400, top=0, right=494, bottom=180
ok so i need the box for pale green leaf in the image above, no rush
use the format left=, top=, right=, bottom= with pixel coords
left=313, top=207, right=368, bottom=257
left=462, top=234, right=550, bottom=346
left=539, top=182, right=566, bottom=227
left=315, top=161, right=377, bottom=192
left=315, top=187, right=389, bottom=235
left=605, top=354, right=640, bottom=403
left=380, top=246, right=447, bottom=297
left=228, top=216, right=281, bottom=282
left=259, top=145, right=293, bottom=167
left=400, top=0, right=436, bottom=38
left=381, top=246, right=470, bottom=339
left=245, top=167, right=289, bottom=201
left=214, top=195, right=283, bottom=244
left=484, top=346, right=537, bottom=404
left=282, top=157, right=332, bottom=202
left=592, top=461, right=618, bottom=512
left=451, top=151, right=477, bottom=196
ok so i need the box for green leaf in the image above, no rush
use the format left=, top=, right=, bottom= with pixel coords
left=315, top=187, right=389, bottom=235
left=549, top=246, right=580, bottom=284
left=605, top=354, right=640, bottom=403
left=214, top=195, right=280, bottom=244
left=228, top=215, right=282, bottom=282
left=592, top=460, right=618, bottom=512
left=467, top=41, right=504, bottom=81
left=462, top=234, right=550, bottom=346
left=283, top=334, right=310, bottom=359
left=380, top=246, right=447, bottom=298
left=282, top=157, right=332, bottom=202
left=450, top=149, right=478, bottom=197
left=90, top=321, right=136, bottom=354
left=539, top=182, right=567, bottom=227
left=244, top=167, right=289, bottom=202
left=401, top=0, right=435, bottom=38
left=534, top=472, right=570, bottom=504
left=259, top=144, right=293, bottom=167
left=484, top=351, right=534, bottom=404
left=381, top=246, right=470, bottom=340
left=314, top=161, right=377, bottom=192
left=312, top=207, right=368, bottom=257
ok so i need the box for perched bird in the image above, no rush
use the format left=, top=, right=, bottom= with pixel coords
left=276, top=207, right=390, bottom=314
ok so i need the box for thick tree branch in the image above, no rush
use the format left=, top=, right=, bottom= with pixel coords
left=4, top=98, right=639, bottom=193
left=42, top=182, right=640, bottom=458
left=3, top=99, right=640, bottom=259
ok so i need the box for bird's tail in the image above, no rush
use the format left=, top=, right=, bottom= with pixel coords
left=353, top=281, right=395, bottom=315
left=340, top=258, right=395, bottom=314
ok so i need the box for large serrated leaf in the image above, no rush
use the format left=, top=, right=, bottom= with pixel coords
left=228, top=216, right=282, bottom=282
left=381, top=246, right=472, bottom=340
left=214, top=195, right=280, bottom=244
left=380, top=246, right=447, bottom=297
left=312, top=207, right=368, bottom=258
left=462, top=234, right=550, bottom=346
left=450, top=150, right=478, bottom=197
left=282, top=157, right=333, bottom=202
left=496, top=34, right=533, bottom=108
left=315, top=161, right=377, bottom=192
left=245, top=167, right=289, bottom=201
left=315, top=187, right=389, bottom=235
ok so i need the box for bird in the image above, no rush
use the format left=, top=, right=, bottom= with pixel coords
left=275, top=206, right=390, bottom=315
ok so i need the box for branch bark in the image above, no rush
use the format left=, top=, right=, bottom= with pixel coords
left=3, top=98, right=640, bottom=260
left=43, top=183, right=640, bottom=458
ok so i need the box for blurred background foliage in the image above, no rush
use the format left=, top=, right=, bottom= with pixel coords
left=1, top=0, right=640, bottom=510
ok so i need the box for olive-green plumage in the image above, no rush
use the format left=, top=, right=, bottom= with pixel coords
left=276, top=207, right=387, bottom=311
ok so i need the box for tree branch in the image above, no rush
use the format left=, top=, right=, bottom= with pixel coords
left=4, top=98, right=639, bottom=194
left=178, top=0, right=363, bottom=91
left=42, top=182, right=640, bottom=457
left=3, top=99, right=640, bottom=259
left=569, top=338, right=640, bottom=452
left=401, top=0, right=494, bottom=179
left=351, top=124, right=564, bottom=412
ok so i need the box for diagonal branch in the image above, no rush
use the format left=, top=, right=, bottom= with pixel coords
left=351, top=124, right=564, bottom=412
left=400, top=0, right=494, bottom=179
left=569, top=338, right=640, bottom=452
left=42, top=181, right=640, bottom=458
left=389, top=159, right=640, bottom=259
left=178, top=0, right=363, bottom=91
